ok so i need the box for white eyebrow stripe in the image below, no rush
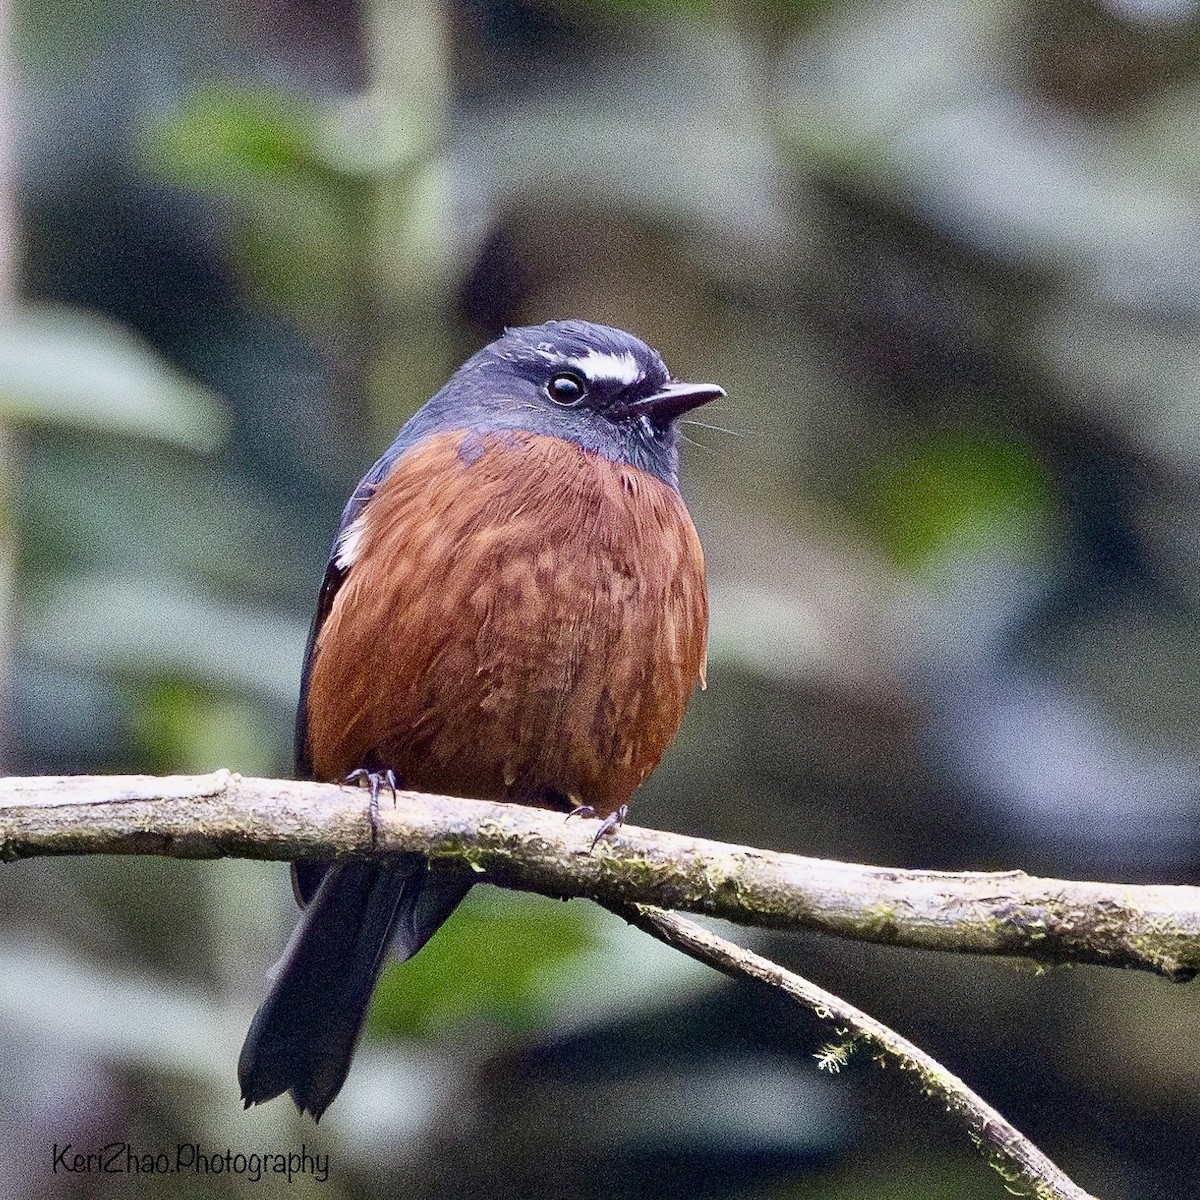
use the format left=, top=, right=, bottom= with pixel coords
left=565, top=348, right=643, bottom=386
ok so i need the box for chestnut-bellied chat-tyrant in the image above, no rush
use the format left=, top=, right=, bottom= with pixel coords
left=238, top=319, right=723, bottom=1119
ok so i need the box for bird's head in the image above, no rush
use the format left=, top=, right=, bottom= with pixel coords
left=415, top=320, right=724, bottom=487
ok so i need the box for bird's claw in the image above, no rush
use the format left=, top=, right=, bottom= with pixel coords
left=564, top=803, right=595, bottom=822
left=344, top=767, right=398, bottom=844
left=589, top=804, right=628, bottom=852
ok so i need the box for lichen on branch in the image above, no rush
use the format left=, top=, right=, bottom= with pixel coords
left=3, top=770, right=1199, bottom=982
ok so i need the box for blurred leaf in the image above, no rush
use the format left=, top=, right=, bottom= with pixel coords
left=0, top=306, right=226, bottom=450
left=868, top=430, right=1052, bottom=574
left=19, top=433, right=321, bottom=603
left=129, top=678, right=279, bottom=776
left=145, top=86, right=363, bottom=323
left=144, top=84, right=437, bottom=323
left=146, top=84, right=429, bottom=189
left=22, top=570, right=306, bottom=705
left=145, top=85, right=324, bottom=187
left=369, top=886, right=717, bottom=1039
left=369, top=887, right=602, bottom=1036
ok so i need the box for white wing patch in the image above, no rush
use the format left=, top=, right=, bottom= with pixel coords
left=335, top=513, right=369, bottom=571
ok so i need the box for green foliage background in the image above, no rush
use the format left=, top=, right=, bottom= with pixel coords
left=5, top=0, right=1200, bottom=1197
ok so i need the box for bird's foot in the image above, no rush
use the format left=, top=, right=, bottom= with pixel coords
left=564, top=803, right=595, bottom=822
left=344, top=767, right=398, bottom=844
left=589, top=804, right=628, bottom=852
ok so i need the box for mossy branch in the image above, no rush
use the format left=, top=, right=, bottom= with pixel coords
left=0, top=770, right=1120, bottom=1198
left=4, top=770, right=1198, bottom=982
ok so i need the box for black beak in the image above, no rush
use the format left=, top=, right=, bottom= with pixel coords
left=630, top=380, right=726, bottom=424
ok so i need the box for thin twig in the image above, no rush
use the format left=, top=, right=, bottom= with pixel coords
left=2, top=771, right=1199, bottom=980
left=611, top=904, right=1099, bottom=1200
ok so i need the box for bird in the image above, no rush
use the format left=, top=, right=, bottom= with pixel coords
left=237, top=319, right=722, bottom=1119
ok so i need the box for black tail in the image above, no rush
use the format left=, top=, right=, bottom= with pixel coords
left=238, top=856, right=471, bottom=1119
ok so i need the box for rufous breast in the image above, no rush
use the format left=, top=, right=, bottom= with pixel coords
left=304, top=430, right=708, bottom=816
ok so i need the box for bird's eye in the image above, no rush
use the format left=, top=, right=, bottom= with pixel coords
left=547, top=372, right=587, bottom=406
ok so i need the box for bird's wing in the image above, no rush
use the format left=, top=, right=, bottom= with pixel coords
left=291, top=431, right=424, bottom=907
left=294, top=434, right=420, bottom=780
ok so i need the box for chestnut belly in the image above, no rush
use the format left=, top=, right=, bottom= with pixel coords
left=304, top=430, right=708, bottom=817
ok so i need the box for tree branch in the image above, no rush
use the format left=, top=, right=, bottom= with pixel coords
left=612, top=905, right=1098, bottom=1200
left=3, top=771, right=1198, bottom=981
left=0, top=770, right=1128, bottom=1197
